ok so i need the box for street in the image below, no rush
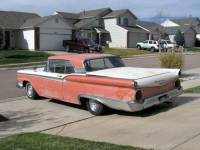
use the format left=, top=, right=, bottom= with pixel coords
left=0, top=53, right=200, bottom=100
left=0, top=53, right=200, bottom=150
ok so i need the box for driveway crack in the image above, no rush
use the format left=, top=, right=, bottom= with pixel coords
left=170, top=131, right=200, bottom=150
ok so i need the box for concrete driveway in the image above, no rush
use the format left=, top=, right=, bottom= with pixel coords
left=1, top=94, right=200, bottom=150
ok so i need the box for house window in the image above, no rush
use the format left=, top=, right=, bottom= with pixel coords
left=123, top=18, right=129, bottom=26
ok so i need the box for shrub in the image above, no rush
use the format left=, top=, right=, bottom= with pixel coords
left=174, top=29, right=185, bottom=46
left=160, top=53, right=184, bottom=69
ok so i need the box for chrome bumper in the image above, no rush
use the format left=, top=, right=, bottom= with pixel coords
left=88, top=88, right=183, bottom=112
left=125, top=88, right=183, bottom=112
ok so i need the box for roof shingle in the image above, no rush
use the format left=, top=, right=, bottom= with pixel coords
left=0, top=11, right=40, bottom=29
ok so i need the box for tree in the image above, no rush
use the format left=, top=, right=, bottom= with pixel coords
left=174, top=30, right=185, bottom=47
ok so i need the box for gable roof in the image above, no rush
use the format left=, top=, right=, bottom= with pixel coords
left=137, top=21, right=164, bottom=32
left=74, top=18, right=98, bottom=29
left=0, top=11, right=40, bottom=29
left=120, top=25, right=149, bottom=33
left=103, top=9, right=137, bottom=19
left=165, top=25, right=196, bottom=35
left=55, top=11, right=80, bottom=20
left=79, top=8, right=111, bottom=19
left=21, top=15, right=74, bottom=29
left=172, top=18, right=200, bottom=26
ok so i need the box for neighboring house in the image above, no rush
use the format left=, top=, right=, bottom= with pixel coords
left=161, top=18, right=200, bottom=27
left=136, top=21, right=167, bottom=40
left=56, top=8, right=112, bottom=46
left=0, top=8, right=149, bottom=50
left=165, top=26, right=196, bottom=47
left=161, top=17, right=200, bottom=46
left=103, top=9, right=148, bottom=48
left=0, top=11, right=39, bottom=49
left=20, top=15, right=73, bottom=50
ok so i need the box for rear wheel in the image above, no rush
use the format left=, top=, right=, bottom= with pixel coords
left=86, top=99, right=107, bottom=116
left=137, top=45, right=142, bottom=50
left=25, top=82, right=38, bottom=100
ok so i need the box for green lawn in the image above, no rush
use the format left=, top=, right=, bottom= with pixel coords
left=186, top=47, right=200, bottom=52
left=184, top=86, right=200, bottom=93
left=0, top=50, right=53, bottom=65
left=103, top=48, right=152, bottom=57
left=0, top=133, right=143, bottom=150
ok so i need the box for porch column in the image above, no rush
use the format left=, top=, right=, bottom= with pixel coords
left=99, top=32, right=101, bottom=45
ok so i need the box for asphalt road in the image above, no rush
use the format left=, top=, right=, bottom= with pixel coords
left=0, top=53, right=200, bottom=100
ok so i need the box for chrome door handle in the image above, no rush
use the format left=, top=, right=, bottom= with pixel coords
left=57, top=74, right=62, bottom=78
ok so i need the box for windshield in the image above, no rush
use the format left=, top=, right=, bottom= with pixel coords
left=81, top=39, right=95, bottom=45
left=166, top=41, right=172, bottom=44
left=84, top=56, right=125, bottom=72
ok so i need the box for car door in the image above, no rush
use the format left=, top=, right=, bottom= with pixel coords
left=148, top=40, right=153, bottom=49
left=42, top=59, right=74, bottom=100
left=143, top=40, right=148, bottom=48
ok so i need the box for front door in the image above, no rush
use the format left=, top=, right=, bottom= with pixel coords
left=5, top=31, right=10, bottom=49
left=42, top=59, right=75, bottom=100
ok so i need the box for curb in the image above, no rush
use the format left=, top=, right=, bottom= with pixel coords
left=0, top=61, right=46, bottom=70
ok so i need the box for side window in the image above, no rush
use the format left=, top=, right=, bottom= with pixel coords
left=48, top=60, right=75, bottom=74
left=149, top=41, right=153, bottom=44
left=143, top=40, right=148, bottom=43
left=85, top=58, right=105, bottom=71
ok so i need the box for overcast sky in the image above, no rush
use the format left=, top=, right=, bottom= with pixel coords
left=0, top=0, right=199, bottom=19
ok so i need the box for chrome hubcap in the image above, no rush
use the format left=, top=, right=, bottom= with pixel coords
left=89, top=100, right=98, bottom=112
left=27, top=85, right=33, bottom=97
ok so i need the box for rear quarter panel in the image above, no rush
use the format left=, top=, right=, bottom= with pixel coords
left=63, top=75, right=136, bottom=104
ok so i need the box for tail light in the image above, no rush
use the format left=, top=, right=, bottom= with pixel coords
left=175, top=79, right=181, bottom=89
left=135, top=90, right=143, bottom=102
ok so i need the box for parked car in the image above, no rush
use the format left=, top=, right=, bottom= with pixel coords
left=136, top=40, right=159, bottom=52
left=17, top=54, right=182, bottom=115
left=63, top=38, right=102, bottom=53
left=160, top=40, right=176, bottom=49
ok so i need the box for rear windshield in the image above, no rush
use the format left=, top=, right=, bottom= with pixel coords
left=84, top=57, right=125, bottom=72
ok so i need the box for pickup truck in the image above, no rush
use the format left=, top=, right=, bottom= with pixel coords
left=17, top=54, right=182, bottom=115
left=63, top=38, right=102, bottom=53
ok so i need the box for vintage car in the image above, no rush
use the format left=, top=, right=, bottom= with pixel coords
left=16, top=54, right=182, bottom=115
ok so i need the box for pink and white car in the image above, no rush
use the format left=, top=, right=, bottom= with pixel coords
left=17, top=54, right=182, bottom=115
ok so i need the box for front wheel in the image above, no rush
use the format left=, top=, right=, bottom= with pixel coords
left=86, top=99, right=107, bottom=116
left=25, top=83, right=38, bottom=100
left=151, top=47, right=156, bottom=52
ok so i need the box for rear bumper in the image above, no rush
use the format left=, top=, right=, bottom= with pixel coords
left=94, top=88, right=183, bottom=112
left=125, top=88, right=183, bottom=112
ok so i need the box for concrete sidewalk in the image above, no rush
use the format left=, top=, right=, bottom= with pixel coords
left=44, top=94, right=200, bottom=150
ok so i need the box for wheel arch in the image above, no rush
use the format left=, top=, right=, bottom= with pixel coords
left=79, top=94, right=106, bottom=107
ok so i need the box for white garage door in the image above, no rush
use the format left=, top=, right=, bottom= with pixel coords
left=40, top=29, right=72, bottom=51
left=128, top=32, right=148, bottom=48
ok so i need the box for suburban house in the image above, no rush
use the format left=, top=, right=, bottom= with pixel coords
left=103, top=9, right=149, bottom=48
left=20, top=15, right=73, bottom=50
left=0, top=8, right=159, bottom=51
left=161, top=18, right=200, bottom=47
left=0, top=11, right=40, bottom=50
left=55, top=8, right=112, bottom=46
left=136, top=21, right=167, bottom=40
left=164, top=26, right=196, bottom=47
